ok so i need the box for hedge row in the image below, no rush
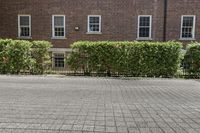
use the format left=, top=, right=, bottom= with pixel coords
left=184, top=43, right=200, bottom=77
left=67, top=41, right=182, bottom=77
left=0, top=39, right=52, bottom=74
left=1, top=39, right=199, bottom=77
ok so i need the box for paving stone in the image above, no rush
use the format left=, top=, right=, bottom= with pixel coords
left=106, top=126, right=117, bottom=132
left=94, top=125, right=105, bottom=132
left=95, top=121, right=105, bottom=126
left=150, top=128, right=164, bottom=133
left=72, top=124, right=83, bottom=131
left=128, top=127, right=140, bottom=133
left=117, top=126, right=128, bottom=132
left=60, top=124, right=72, bottom=130
left=106, top=121, right=115, bottom=126
left=0, top=76, right=199, bottom=133
left=173, top=127, right=188, bottom=133
left=83, top=125, right=94, bottom=131
left=140, top=128, right=152, bottom=133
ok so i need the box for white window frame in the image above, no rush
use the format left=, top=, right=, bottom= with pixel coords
left=18, top=15, right=31, bottom=38
left=87, top=15, right=102, bottom=34
left=137, top=15, right=152, bottom=40
left=180, top=15, right=196, bottom=40
left=52, top=15, right=66, bottom=39
left=52, top=52, right=66, bottom=69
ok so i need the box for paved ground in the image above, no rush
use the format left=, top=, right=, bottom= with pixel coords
left=0, top=76, right=200, bottom=133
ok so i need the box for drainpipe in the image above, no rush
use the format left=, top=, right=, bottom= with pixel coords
left=163, top=0, right=168, bottom=41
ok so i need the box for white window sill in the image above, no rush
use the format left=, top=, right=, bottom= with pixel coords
left=179, top=38, right=196, bottom=41
left=53, top=67, right=65, bottom=69
left=49, top=48, right=72, bottom=52
left=86, top=32, right=102, bottom=35
left=136, top=38, right=153, bottom=41
left=51, top=37, right=67, bottom=40
left=17, top=36, right=32, bottom=39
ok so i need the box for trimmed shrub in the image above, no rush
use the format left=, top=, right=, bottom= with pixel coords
left=30, top=41, right=52, bottom=74
left=67, top=41, right=182, bottom=77
left=0, top=39, right=12, bottom=74
left=0, top=39, right=52, bottom=74
left=184, top=43, right=200, bottom=77
left=0, top=39, right=32, bottom=74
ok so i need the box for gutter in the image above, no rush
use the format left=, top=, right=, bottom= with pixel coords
left=163, top=0, right=168, bottom=41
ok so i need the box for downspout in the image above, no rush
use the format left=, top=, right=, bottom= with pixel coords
left=163, top=0, right=168, bottom=41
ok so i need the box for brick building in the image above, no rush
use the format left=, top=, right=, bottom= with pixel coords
left=0, top=0, right=200, bottom=69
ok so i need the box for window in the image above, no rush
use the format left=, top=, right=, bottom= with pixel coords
left=181, top=15, right=196, bottom=39
left=52, top=15, right=65, bottom=38
left=53, top=53, right=65, bottom=68
left=18, top=15, right=31, bottom=37
left=137, top=15, right=152, bottom=39
left=87, top=15, right=101, bottom=33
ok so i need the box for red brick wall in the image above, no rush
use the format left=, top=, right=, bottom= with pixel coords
left=166, top=0, right=200, bottom=43
left=1, top=0, right=199, bottom=48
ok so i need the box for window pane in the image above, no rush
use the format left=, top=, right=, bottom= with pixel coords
left=55, top=27, right=64, bottom=36
left=90, top=17, right=99, bottom=23
left=20, top=27, right=30, bottom=37
left=54, top=54, right=64, bottom=68
left=182, top=16, right=194, bottom=38
left=139, top=28, right=150, bottom=37
left=139, top=16, right=151, bottom=38
left=182, top=27, right=192, bottom=38
left=54, top=16, right=64, bottom=26
left=20, top=16, right=29, bottom=26
left=89, top=16, right=100, bottom=32
left=140, top=17, right=150, bottom=26
left=89, top=24, right=99, bottom=32
left=183, top=17, right=193, bottom=27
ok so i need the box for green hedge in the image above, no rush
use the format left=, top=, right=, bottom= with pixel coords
left=67, top=41, right=182, bottom=77
left=0, top=39, right=52, bottom=74
left=30, top=41, right=52, bottom=74
left=184, top=43, right=200, bottom=77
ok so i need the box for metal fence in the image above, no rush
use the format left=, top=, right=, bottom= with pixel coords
left=43, top=57, right=200, bottom=78
left=45, top=67, right=200, bottom=79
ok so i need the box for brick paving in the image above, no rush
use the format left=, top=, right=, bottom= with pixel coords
left=0, top=76, right=200, bottom=133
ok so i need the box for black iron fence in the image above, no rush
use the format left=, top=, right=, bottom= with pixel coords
left=45, top=70, right=199, bottom=79
left=39, top=57, right=200, bottom=79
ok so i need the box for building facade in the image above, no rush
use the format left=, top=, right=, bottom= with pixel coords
left=0, top=0, right=200, bottom=69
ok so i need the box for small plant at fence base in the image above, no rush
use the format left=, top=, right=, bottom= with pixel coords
left=67, top=41, right=182, bottom=77
left=184, top=43, right=200, bottom=78
left=0, top=39, right=52, bottom=74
